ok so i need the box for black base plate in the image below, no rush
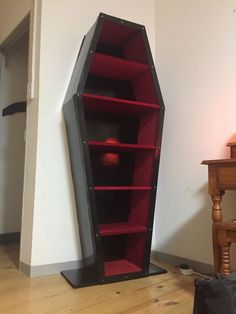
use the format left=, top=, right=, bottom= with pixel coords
left=61, top=267, right=99, bottom=288
left=61, top=263, right=167, bottom=289
left=149, top=262, right=167, bottom=276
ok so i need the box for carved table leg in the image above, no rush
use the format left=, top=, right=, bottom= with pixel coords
left=220, top=244, right=231, bottom=276
left=211, top=193, right=224, bottom=273
left=212, top=224, right=221, bottom=272
left=211, top=194, right=224, bottom=223
left=218, top=227, right=231, bottom=276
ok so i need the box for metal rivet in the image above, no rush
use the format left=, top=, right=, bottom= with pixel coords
left=90, top=50, right=93, bottom=53
left=95, top=233, right=98, bottom=237
left=83, top=140, right=86, bottom=144
left=89, top=186, right=92, bottom=190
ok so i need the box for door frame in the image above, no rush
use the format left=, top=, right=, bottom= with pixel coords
left=0, top=0, right=42, bottom=272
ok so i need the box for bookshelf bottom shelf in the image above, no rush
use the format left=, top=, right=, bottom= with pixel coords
left=104, top=259, right=142, bottom=276
left=60, top=262, right=167, bottom=288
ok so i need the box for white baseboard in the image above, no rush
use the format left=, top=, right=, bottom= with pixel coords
left=152, top=250, right=214, bottom=274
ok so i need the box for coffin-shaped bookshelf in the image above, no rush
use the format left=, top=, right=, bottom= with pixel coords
left=62, top=13, right=166, bottom=288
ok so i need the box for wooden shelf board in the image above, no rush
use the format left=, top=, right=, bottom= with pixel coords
left=94, top=186, right=152, bottom=191
left=83, top=93, right=159, bottom=115
left=88, top=141, right=156, bottom=152
left=90, top=53, right=149, bottom=80
left=99, top=222, right=147, bottom=236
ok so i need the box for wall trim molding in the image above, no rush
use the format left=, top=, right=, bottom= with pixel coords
left=0, top=232, right=20, bottom=244
left=19, top=255, right=94, bottom=277
left=151, top=250, right=214, bottom=274
left=19, top=251, right=215, bottom=278
left=19, top=259, right=83, bottom=277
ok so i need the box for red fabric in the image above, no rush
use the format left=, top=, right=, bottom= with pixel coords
left=137, top=112, right=159, bottom=145
left=129, top=191, right=151, bottom=227
left=104, top=259, right=141, bottom=276
left=132, top=152, right=155, bottom=186
left=94, top=186, right=152, bottom=191
left=90, top=53, right=148, bottom=81
left=124, top=32, right=148, bottom=64
left=133, top=70, right=158, bottom=103
left=99, top=222, right=147, bottom=236
left=89, top=141, right=155, bottom=152
left=125, top=234, right=146, bottom=269
left=83, top=93, right=159, bottom=115
left=99, top=20, right=137, bottom=46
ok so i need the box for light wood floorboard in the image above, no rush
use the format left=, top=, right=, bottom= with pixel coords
left=0, top=243, right=195, bottom=314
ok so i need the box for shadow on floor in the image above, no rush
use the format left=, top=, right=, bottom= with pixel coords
left=0, top=242, right=20, bottom=268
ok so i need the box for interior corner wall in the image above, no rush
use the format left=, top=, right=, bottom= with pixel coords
left=0, top=32, right=28, bottom=234
left=153, top=0, right=236, bottom=267
left=30, top=0, right=156, bottom=267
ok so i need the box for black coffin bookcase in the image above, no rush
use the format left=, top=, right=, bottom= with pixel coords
left=62, top=13, right=166, bottom=288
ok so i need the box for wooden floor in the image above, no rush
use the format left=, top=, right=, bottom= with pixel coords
left=0, top=244, right=195, bottom=313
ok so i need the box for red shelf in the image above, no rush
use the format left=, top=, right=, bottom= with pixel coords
left=88, top=141, right=156, bottom=152
left=90, top=53, right=149, bottom=80
left=104, top=260, right=141, bottom=276
left=99, top=222, right=147, bottom=236
left=94, top=186, right=152, bottom=191
left=83, top=93, right=159, bottom=115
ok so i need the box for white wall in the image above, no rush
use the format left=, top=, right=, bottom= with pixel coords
left=154, top=0, right=236, bottom=266
left=31, top=0, right=156, bottom=266
left=0, top=32, right=28, bottom=233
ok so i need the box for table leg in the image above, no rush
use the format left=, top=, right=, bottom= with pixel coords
left=212, top=224, right=221, bottom=273
left=211, top=194, right=224, bottom=223
left=220, top=244, right=231, bottom=276
left=211, top=193, right=224, bottom=273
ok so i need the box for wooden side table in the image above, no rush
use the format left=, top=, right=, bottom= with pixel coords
left=202, top=142, right=236, bottom=275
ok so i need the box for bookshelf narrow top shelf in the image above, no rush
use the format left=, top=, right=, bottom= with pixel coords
left=90, top=53, right=149, bottom=80
left=82, top=93, right=159, bottom=115
left=99, top=222, right=147, bottom=236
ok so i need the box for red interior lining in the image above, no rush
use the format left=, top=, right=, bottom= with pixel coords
left=94, top=186, right=152, bottom=191
left=90, top=53, right=148, bottom=81
left=99, top=222, right=147, bottom=236
left=138, top=112, right=159, bottom=145
left=99, top=20, right=147, bottom=64
left=129, top=191, right=151, bottom=226
left=99, top=20, right=137, bottom=46
left=83, top=94, right=159, bottom=114
left=124, top=32, right=148, bottom=64
left=125, top=233, right=146, bottom=268
left=132, top=153, right=155, bottom=186
left=133, top=70, right=158, bottom=103
left=88, top=141, right=155, bottom=152
left=104, top=260, right=141, bottom=276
